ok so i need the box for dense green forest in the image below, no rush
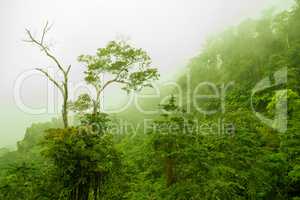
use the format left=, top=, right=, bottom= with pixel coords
left=1, top=2, right=300, bottom=200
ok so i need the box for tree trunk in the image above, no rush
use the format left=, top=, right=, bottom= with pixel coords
left=62, top=75, right=69, bottom=128
left=93, top=91, right=101, bottom=115
left=62, top=101, right=68, bottom=128
left=165, top=157, right=175, bottom=187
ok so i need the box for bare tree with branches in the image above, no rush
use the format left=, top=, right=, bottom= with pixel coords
left=24, top=22, right=71, bottom=128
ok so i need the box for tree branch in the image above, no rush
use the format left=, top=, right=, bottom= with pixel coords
left=36, top=68, right=64, bottom=95
left=66, top=65, right=71, bottom=75
left=24, top=24, right=66, bottom=74
left=41, top=21, right=52, bottom=45
left=99, top=67, right=130, bottom=93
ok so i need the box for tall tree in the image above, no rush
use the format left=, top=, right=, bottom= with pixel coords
left=24, top=22, right=71, bottom=128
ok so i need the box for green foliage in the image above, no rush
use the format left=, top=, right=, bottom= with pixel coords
left=42, top=125, right=121, bottom=200
left=68, top=93, right=93, bottom=113
left=78, top=40, right=159, bottom=92
left=76, top=40, right=160, bottom=114
left=1, top=2, right=300, bottom=199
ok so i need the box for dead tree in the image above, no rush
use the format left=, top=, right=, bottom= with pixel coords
left=24, top=22, right=71, bottom=128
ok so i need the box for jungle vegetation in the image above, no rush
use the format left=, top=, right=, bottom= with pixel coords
left=0, top=1, right=300, bottom=199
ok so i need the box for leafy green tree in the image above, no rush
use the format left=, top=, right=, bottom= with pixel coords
left=77, top=40, right=159, bottom=114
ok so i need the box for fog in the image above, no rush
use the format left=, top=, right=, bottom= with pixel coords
left=0, top=0, right=293, bottom=148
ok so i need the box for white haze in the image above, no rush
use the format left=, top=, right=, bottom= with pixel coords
left=0, top=0, right=294, bottom=147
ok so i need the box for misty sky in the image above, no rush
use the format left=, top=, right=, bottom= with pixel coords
left=0, top=0, right=294, bottom=148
